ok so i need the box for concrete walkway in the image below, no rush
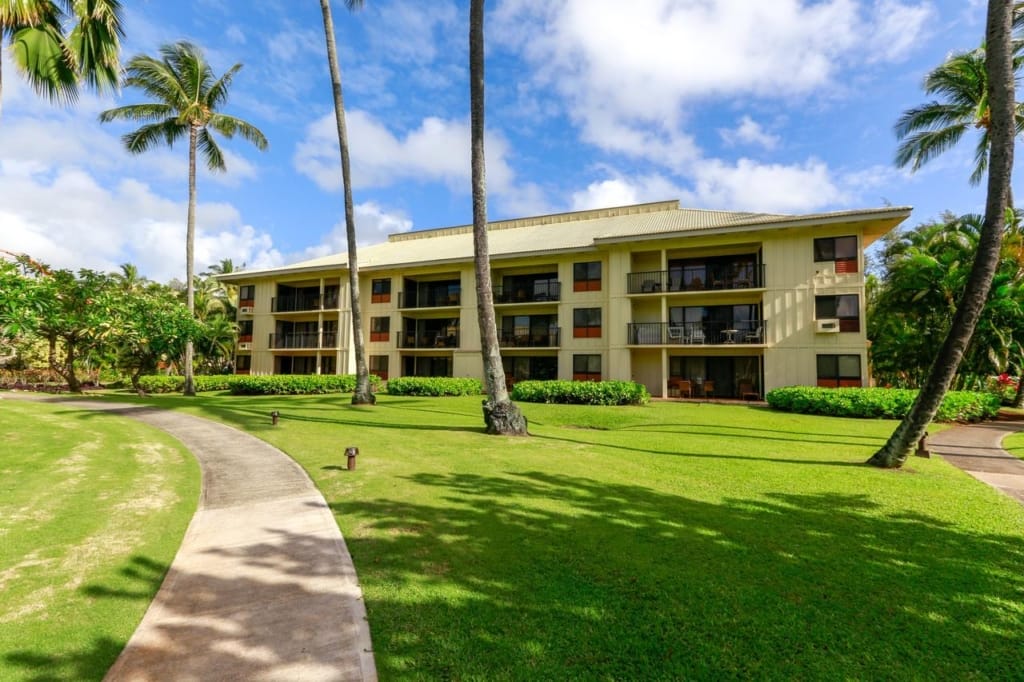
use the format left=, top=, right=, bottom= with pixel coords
left=927, top=414, right=1024, bottom=505
left=3, top=394, right=376, bottom=681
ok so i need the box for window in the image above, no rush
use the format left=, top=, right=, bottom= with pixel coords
left=238, top=320, right=253, bottom=342
left=573, top=307, right=602, bottom=338
left=235, top=354, right=251, bottom=371
left=371, top=278, right=391, bottom=303
left=815, top=294, right=860, bottom=332
left=817, top=354, right=862, bottom=388
left=370, top=316, right=390, bottom=342
left=239, top=285, right=255, bottom=304
left=573, top=354, right=601, bottom=382
left=321, top=356, right=336, bottom=375
left=573, top=261, right=601, bottom=292
left=813, top=235, right=858, bottom=273
left=369, top=355, right=389, bottom=380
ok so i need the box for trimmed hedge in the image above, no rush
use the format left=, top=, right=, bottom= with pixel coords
left=765, top=386, right=1000, bottom=422
left=136, top=374, right=381, bottom=395
left=511, top=380, right=650, bottom=406
left=385, top=376, right=483, bottom=396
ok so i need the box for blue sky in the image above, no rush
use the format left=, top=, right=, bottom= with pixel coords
left=0, top=0, right=1011, bottom=282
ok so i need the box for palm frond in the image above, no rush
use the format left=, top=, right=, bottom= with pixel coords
left=66, top=0, right=123, bottom=93
left=894, top=102, right=972, bottom=138
left=970, top=128, right=990, bottom=186
left=97, top=101, right=173, bottom=123
left=197, top=128, right=226, bottom=172
left=205, top=62, right=241, bottom=111
left=208, top=113, right=268, bottom=150
left=894, top=125, right=967, bottom=171
left=121, top=119, right=188, bottom=154
left=10, top=22, right=78, bottom=103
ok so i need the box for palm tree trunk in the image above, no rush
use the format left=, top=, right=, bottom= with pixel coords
left=319, top=0, right=374, bottom=405
left=868, top=0, right=1015, bottom=467
left=470, top=0, right=527, bottom=436
left=183, top=125, right=197, bottom=396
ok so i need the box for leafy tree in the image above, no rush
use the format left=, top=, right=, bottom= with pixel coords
left=98, top=41, right=267, bottom=396
left=470, top=0, right=527, bottom=435
left=317, top=0, right=374, bottom=405
left=0, top=0, right=123, bottom=112
left=870, top=0, right=1016, bottom=468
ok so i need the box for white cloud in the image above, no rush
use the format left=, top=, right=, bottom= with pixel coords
left=363, top=0, right=460, bottom=66
left=225, top=25, right=247, bottom=45
left=494, top=0, right=933, bottom=168
left=571, top=175, right=683, bottom=211
left=719, top=116, right=780, bottom=150
left=293, top=110, right=515, bottom=193
left=686, top=158, right=845, bottom=212
left=298, top=201, right=414, bottom=261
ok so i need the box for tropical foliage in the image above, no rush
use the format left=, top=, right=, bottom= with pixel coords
left=766, top=386, right=1000, bottom=422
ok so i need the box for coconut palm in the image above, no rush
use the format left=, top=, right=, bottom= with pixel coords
left=98, top=41, right=267, bottom=396
left=318, top=0, right=374, bottom=405
left=870, top=0, right=1016, bottom=468
left=0, top=0, right=123, bottom=113
left=894, top=44, right=1024, bottom=189
left=469, top=0, right=527, bottom=435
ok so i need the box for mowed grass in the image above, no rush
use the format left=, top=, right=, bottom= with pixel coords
left=1004, top=430, right=1024, bottom=460
left=0, top=399, right=199, bottom=681
left=112, top=393, right=1024, bottom=679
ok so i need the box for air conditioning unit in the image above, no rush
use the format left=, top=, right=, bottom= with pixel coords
left=816, top=318, right=841, bottom=333
left=239, top=306, right=254, bottom=314
left=238, top=342, right=252, bottom=351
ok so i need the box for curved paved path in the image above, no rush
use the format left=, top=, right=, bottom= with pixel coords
left=927, top=414, right=1024, bottom=505
left=3, top=394, right=376, bottom=681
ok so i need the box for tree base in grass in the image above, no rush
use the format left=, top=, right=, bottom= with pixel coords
left=482, top=399, right=528, bottom=436
left=352, top=391, right=377, bottom=406
left=865, top=447, right=909, bottom=469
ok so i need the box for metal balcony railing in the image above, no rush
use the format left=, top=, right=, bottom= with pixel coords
left=397, top=331, right=461, bottom=349
left=627, top=264, right=766, bottom=294
left=269, top=332, right=322, bottom=349
left=398, top=291, right=461, bottom=309
left=498, top=328, right=561, bottom=347
left=493, top=281, right=561, bottom=304
left=626, top=321, right=767, bottom=345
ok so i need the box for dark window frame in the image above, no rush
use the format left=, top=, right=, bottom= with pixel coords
left=813, top=235, right=858, bottom=273
left=573, top=307, right=602, bottom=338
left=815, top=294, right=860, bottom=332
left=573, top=261, right=602, bottom=292
left=816, top=354, right=862, bottom=388
left=371, top=278, right=392, bottom=303
left=370, top=316, right=390, bottom=342
left=572, top=354, right=601, bottom=381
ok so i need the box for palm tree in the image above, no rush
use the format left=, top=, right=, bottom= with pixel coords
left=99, top=41, right=267, bottom=396
left=869, top=0, right=1016, bottom=468
left=470, top=0, right=527, bottom=435
left=0, top=0, right=123, bottom=114
left=318, top=0, right=374, bottom=405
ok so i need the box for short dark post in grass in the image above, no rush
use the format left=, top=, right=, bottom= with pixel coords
left=271, top=410, right=280, bottom=426
left=916, top=435, right=930, bottom=458
left=346, top=446, right=358, bottom=470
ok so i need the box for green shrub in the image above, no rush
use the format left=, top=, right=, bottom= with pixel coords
left=229, top=374, right=381, bottom=395
left=385, top=376, right=483, bottom=396
left=765, top=386, right=1000, bottom=422
left=511, top=380, right=650, bottom=406
left=138, top=374, right=381, bottom=395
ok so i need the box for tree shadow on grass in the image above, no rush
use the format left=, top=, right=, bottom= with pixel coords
left=5, top=532, right=369, bottom=681
left=330, top=471, right=1024, bottom=679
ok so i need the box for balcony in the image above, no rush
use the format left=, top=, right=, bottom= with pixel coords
left=627, top=264, right=766, bottom=294
left=397, top=330, right=460, bottom=349
left=398, top=291, right=461, bottom=309
left=271, top=293, right=339, bottom=313
left=499, top=328, right=561, bottom=348
left=627, top=321, right=767, bottom=345
left=269, top=332, right=338, bottom=349
left=493, top=279, right=561, bottom=304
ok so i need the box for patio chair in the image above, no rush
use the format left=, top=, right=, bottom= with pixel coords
left=671, top=379, right=692, bottom=398
left=744, top=326, right=763, bottom=343
left=702, top=380, right=715, bottom=398
left=739, top=382, right=759, bottom=401
left=689, top=327, right=705, bottom=344
left=667, top=326, right=685, bottom=343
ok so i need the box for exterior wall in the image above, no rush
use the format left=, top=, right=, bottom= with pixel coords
left=231, top=211, right=890, bottom=395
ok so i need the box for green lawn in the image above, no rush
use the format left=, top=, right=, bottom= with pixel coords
left=126, top=392, right=1024, bottom=680
left=0, top=399, right=199, bottom=681
left=1004, top=430, right=1024, bottom=461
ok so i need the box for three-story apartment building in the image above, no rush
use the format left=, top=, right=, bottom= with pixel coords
left=220, top=200, right=910, bottom=399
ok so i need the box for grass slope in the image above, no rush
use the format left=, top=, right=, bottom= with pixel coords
left=121, top=393, right=1024, bottom=679
left=0, top=398, right=199, bottom=681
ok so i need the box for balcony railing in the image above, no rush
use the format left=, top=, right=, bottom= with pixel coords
left=397, top=331, right=461, bottom=349
left=627, top=321, right=767, bottom=345
left=498, top=328, right=561, bottom=348
left=269, top=332, right=337, bottom=349
left=271, top=293, right=339, bottom=313
left=398, top=291, right=461, bottom=309
left=627, top=265, right=766, bottom=294
left=493, top=281, right=561, bottom=304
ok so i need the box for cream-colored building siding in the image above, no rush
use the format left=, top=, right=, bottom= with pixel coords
left=222, top=200, right=910, bottom=397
